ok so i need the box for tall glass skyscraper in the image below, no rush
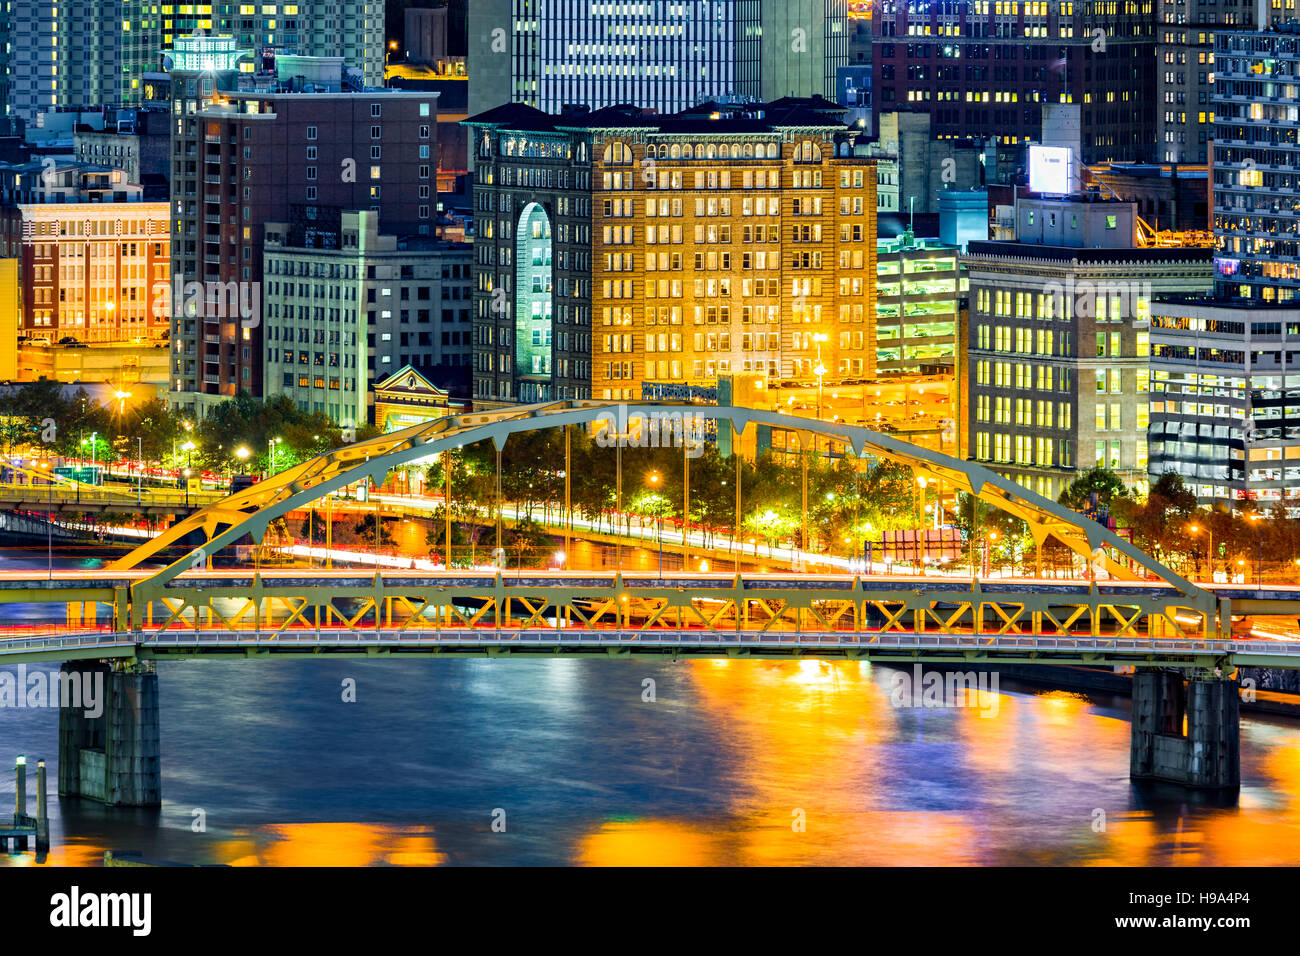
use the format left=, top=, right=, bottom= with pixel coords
left=467, top=0, right=847, bottom=118
left=1213, top=25, right=1300, bottom=303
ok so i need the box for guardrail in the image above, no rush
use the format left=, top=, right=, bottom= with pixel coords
left=0, top=484, right=224, bottom=508
left=2, top=628, right=1297, bottom=661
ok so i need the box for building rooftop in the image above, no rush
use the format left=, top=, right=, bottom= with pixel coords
left=964, top=241, right=1212, bottom=263
left=464, top=96, right=857, bottom=134
left=1098, top=163, right=1208, bottom=180
left=1150, top=296, right=1300, bottom=311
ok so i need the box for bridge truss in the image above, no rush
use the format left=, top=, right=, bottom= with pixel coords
left=97, top=401, right=1220, bottom=643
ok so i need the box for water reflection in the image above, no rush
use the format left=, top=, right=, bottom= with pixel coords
left=2, top=654, right=1299, bottom=866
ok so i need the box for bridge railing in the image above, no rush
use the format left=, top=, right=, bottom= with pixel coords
left=123, top=573, right=1223, bottom=643
left=5, top=627, right=1299, bottom=667
left=0, top=483, right=223, bottom=508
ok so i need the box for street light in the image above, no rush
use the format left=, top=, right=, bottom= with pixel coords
left=39, top=460, right=51, bottom=580
left=268, top=436, right=282, bottom=477
left=1247, top=513, right=1263, bottom=586
left=1189, top=523, right=1213, bottom=582
left=181, top=440, right=196, bottom=506
left=235, top=445, right=250, bottom=475
left=812, top=332, right=829, bottom=454
left=647, top=471, right=663, bottom=580
left=114, top=389, right=131, bottom=416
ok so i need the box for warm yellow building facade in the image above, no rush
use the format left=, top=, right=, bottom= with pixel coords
left=467, top=99, right=878, bottom=405
left=590, top=120, right=878, bottom=400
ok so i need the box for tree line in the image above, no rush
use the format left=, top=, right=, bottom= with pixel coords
left=0, top=381, right=379, bottom=476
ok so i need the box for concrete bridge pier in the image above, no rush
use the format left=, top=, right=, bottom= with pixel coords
left=1130, top=668, right=1239, bottom=790
left=58, top=662, right=161, bottom=807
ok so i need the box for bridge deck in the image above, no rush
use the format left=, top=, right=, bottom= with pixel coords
left=2, top=627, right=1297, bottom=668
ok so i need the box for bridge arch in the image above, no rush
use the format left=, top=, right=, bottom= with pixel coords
left=110, top=400, right=1207, bottom=603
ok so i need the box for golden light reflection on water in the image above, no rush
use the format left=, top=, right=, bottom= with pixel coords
left=215, top=823, right=444, bottom=867
left=576, top=821, right=723, bottom=867
left=10, top=660, right=1300, bottom=867
left=569, top=660, right=1300, bottom=867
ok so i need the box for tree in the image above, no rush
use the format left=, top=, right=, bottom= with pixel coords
left=122, top=398, right=181, bottom=463
left=1058, top=467, right=1131, bottom=518
left=300, top=511, right=342, bottom=544
left=352, top=513, right=394, bottom=547
left=196, top=391, right=343, bottom=472
left=507, top=516, right=551, bottom=570
left=1123, top=472, right=1197, bottom=565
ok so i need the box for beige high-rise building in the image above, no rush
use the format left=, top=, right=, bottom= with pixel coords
left=466, top=97, right=878, bottom=405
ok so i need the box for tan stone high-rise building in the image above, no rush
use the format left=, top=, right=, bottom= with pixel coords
left=466, top=97, right=878, bottom=405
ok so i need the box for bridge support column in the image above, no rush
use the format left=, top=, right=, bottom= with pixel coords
left=1130, top=668, right=1239, bottom=790
left=58, top=662, right=160, bottom=807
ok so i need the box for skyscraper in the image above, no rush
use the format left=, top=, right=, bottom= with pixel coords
left=467, top=0, right=847, bottom=119
left=1212, top=24, right=1300, bottom=303
left=3, top=1, right=385, bottom=120
left=965, top=194, right=1212, bottom=501
left=1148, top=25, right=1300, bottom=512
left=466, top=97, right=875, bottom=405
left=870, top=2, right=1155, bottom=163
left=166, top=38, right=436, bottom=419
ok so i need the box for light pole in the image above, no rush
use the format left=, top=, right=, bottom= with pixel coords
left=1248, top=513, right=1263, bottom=586
left=1189, top=522, right=1213, bottom=581
left=136, top=436, right=143, bottom=505
left=235, top=445, right=250, bottom=475
left=915, top=475, right=928, bottom=571
left=648, top=472, right=663, bottom=580
left=181, top=440, right=196, bottom=506
left=40, top=460, right=51, bottom=581
left=812, top=332, right=828, bottom=454
left=268, top=436, right=282, bottom=477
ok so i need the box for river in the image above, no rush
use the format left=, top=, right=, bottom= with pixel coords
left=2, top=554, right=1300, bottom=866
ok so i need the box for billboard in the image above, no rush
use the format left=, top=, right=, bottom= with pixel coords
left=1028, top=145, right=1072, bottom=195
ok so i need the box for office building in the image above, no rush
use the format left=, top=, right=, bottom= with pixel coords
left=1213, top=26, right=1300, bottom=304
left=1154, top=0, right=1260, bottom=164
left=262, top=211, right=472, bottom=429
left=1144, top=25, right=1300, bottom=512
left=467, top=1, right=848, bottom=118
left=465, top=97, right=876, bottom=405
left=864, top=111, right=991, bottom=215
left=870, top=3, right=1155, bottom=163
left=1148, top=301, right=1300, bottom=511
left=165, top=39, right=439, bottom=418
left=965, top=193, right=1212, bottom=501
left=74, top=108, right=171, bottom=186
left=4, top=1, right=384, bottom=121
left=0, top=160, right=169, bottom=344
